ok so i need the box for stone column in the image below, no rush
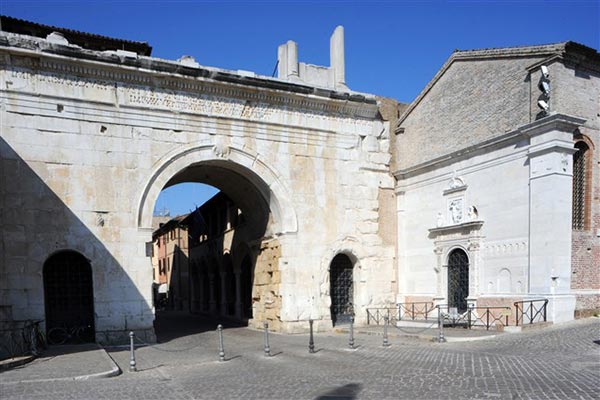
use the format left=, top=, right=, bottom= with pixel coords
left=330, top=26, right=346, bottom=89
left=208, top=273, right=217, bottom=313
left=522, top=114, right=584, bottom=322
left=395, top=189, right=407, bottom=304
left=234, top=270, right=243, bottom=319
left=277, top=40, right=298, bottom=80
left=433, top=246, right=445, bottom=303
left=467, top=241, right=481, bottom=306
left=220, top=272, right=228, bottom=315
left=197, top=272, right=204, bottom=313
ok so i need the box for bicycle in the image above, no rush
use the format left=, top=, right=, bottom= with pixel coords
left=47, top=325, right=93, bottom=345
left=24, top=320, right=47, bottom=355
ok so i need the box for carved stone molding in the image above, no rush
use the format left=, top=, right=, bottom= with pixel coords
left=212, top=142, right=230, bottom=158
left=4, top=49, right=379, bottom=120
left=428, top=220, right=484, bottom=238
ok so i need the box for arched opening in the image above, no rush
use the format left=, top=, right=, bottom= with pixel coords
left=43, top=251, right=95, bottom=343
left=329, top=254, right=354, bottom=326
left=146, top=154, right=289, bottom=336
left=572, top=140, right=591, bottom=230
left=447, top=249, right=469, bottom=313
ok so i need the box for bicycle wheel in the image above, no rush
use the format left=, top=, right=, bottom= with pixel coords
left=35, top=326, right=47, bottom=351
left=47, top=327, right=68, bottom=345
left=75, top=325, right=94, bottom=343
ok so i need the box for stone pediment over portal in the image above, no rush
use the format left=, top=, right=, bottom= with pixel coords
left=428, top=220, right=484, bottom=239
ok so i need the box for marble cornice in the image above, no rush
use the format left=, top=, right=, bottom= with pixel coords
left=0, top=34, right=379, bottom=120
left=393, top=113, right=586, bottom=181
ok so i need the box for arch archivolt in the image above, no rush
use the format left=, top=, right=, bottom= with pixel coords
left=136, top=144, right=298, bottom=236
left=444, top=244, right=470, bottom=265
left=318, top=236, right=366, bottom=309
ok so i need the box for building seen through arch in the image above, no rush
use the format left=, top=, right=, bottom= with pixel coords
left=151, top=192, right=259, bottom=323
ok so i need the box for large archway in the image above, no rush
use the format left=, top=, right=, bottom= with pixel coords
left=43, top=251, right=95, bottom=343
left=141, top=146, right=296, bottom=334
left=137, top=145, right=297, bottom=235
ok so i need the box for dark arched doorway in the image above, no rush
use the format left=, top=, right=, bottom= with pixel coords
left=447, top=249, right=469, bottom=313
left=329, top=254, right=354, bottom=326
left=43, top=251, right=95, bottom=343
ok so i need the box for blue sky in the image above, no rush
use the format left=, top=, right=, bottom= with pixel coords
left=2, top=0, right=598, bottom=216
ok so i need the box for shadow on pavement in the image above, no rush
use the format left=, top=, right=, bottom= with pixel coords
left=314, top=383, right=362, bottom=400
left=153, top=311, right=246, bottom=343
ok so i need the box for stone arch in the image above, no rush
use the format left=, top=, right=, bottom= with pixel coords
left=444, top=244, right=469, bottom=264
left=319, top=237, right=367, bottom=321
left=136, top=144, right=297, bottom=235
left=497, top=268, right=512, bottom=293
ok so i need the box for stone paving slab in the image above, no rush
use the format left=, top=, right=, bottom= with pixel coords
left=0, top=317, right=598, bottom=399
left=0, top=343, right=120, bottom=383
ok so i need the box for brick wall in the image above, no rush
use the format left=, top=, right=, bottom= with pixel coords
left=571, top=127, right=600, bottom=316
left=396, top=55, right=546, bottom=170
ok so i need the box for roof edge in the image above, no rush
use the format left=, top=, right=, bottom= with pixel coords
left=395, top=41, right=595, bottom=132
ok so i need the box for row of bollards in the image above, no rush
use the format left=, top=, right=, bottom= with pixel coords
left=127, top=314, right=442, bottom=371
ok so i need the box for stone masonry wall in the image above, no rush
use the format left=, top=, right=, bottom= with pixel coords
left=250, top=239, right=282, bottom=330
left=0, top=32, right=396, bottom=337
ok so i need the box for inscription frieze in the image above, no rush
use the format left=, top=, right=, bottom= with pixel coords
left=4, top=65, right=374, bottom=133
left=9, top=68, right=113, bottom=91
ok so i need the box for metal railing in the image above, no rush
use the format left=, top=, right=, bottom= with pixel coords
left=366, top=307, right=399, bottom=325
left=514, top=299, right=548, bottom=326
left=436, top=304, right=471, bottom=327
left=467, top=306, right=510, bottom=330
left=398, top=302, right=436, bottom=321
left=0, top=320, right=45, bottom=360
left=367, top=303, right=512, bottom=331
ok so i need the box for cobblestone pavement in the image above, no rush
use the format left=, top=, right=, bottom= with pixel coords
left=1, top=317, right=598, bottom=399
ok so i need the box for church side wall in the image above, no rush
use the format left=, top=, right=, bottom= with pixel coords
left=397, top=137, right=531, bottom=306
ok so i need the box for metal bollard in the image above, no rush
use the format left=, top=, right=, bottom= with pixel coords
left=349, top=316, right=355, bottom=349
left=129, top=331, right=137, bottom=372
left=308, top=319, right=315, bottom=354
left=383, top=316, right=390, bottom=347
left=263, top=321, right=271, bottom=357
left=437, top=307, right=447, bottom=343
left=217, top=324, right=225, bottom=362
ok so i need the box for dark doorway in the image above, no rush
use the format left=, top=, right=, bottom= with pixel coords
left=240, top=255, right=253, bottom=319
left=43, top=251, right=95, bottom=343
left=330, top=254, right=353, bottom=326
left=447, top=249, right=469, bottom=313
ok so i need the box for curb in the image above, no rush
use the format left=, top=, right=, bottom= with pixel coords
left=0, top=344, right=121, bottom=384
left=341, top=328, right=500, bottom=343
left=0, top=355, right=35, bottom=371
